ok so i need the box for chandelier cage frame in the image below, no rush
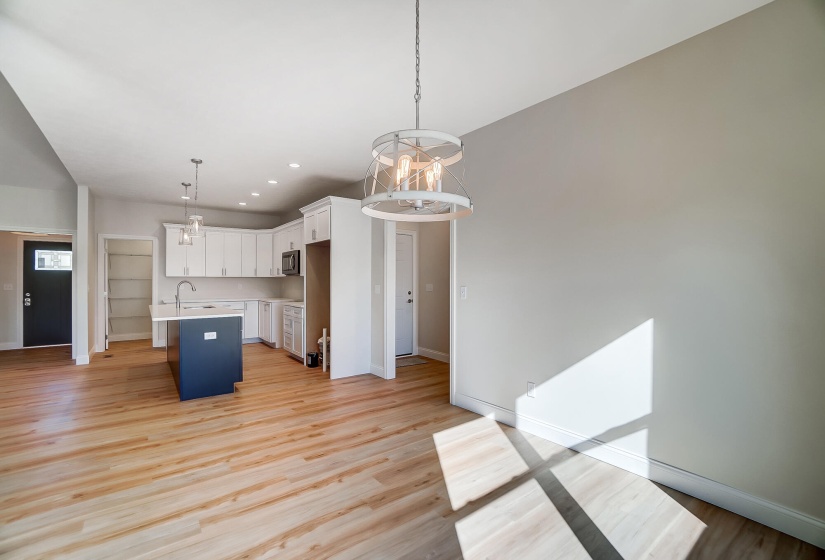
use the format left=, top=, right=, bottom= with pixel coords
left=360, top=0, right=472, bottom=222
left=362, top=130, right=473, bottom=222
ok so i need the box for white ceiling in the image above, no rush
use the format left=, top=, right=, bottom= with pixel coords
left=0, top=0, right=772, bottom=215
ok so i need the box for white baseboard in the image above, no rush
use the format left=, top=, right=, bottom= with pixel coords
left=156, top=339, right=166, bottom=348
left=453, top=393, right=825, bottom=549
left=75, top=354, right=90, bottom=365
left=418, top=347, right=449, bottom=362
left=109, top=332, right=152, bottom=342
left=0, top=342, right=18, bottom=351
left=370, top=363, right=385, bottom=378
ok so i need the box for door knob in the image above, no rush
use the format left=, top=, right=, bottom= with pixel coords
left=408, top=291, right=411, bottom=295
left=407, top=299, right=412, bottom=303
left=24, top=298, right=31, bottom=306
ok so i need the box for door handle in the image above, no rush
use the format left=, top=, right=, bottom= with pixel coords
left=407, top=299, right=412, bottom=303
left=24, top=297, right=31, bottom=306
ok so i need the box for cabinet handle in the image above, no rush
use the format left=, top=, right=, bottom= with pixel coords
left=312, top=229, right=316, bottom=240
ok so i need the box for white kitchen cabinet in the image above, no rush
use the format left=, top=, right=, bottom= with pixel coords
left=244, top=300, right=258, bottom=339
left=206, top=231, right=243, bottom=277
left=272, top=230, right=285, bottom=277
left=256, top=233, right=273, bottom=277
left=259, top=301, right=271, bottom=343
left=165, top=225, right=205, bottom=277
left=299, top=197, right=370, bottom=378
left=283, top=305, right=305, bottom=360
left=304, top=206, right=330, bottom=244
left=258, top=300, right=292, bottom=347
left=241, top=234, right=257, bottom=277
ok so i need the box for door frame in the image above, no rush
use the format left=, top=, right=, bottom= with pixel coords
left=15, top=233, right=74, bottom=350
left=394, top=230, right=418, bottom=358
left=96, top=234, right=160, bottom=351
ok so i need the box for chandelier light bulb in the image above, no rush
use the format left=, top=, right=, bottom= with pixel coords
left=396, top=155, right=413, bottom=189
left=425, top=169, right=435, bottom=192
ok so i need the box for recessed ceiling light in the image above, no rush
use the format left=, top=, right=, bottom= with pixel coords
left=288, top=163, right=301, bottom=168
left=267, top=180, right=278, bottom=184
left=238, top=202, right=247, bottom=206
left=251, top=193, right=260, bottom=197
left=180, top=196, right=190, bottom=200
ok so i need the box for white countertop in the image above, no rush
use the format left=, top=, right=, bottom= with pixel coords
left=284, top=301, right=305, bottom=308
left=150, top=304, right=245, bottom=322
left=161, top=297, right=297, bottom=305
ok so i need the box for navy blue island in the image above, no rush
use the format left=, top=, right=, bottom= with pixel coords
left=150, top=304, right=243, bottom=401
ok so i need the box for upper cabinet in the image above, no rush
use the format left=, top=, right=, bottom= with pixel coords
left=304, top=206, right=330, bottom=244
left=205, top=231, right=249, bottom=277
left=241, top=234, right=257, bottom=277
left=164, top=219, right=304, bottom=279
left=165, top=225, right=205, bottom=277
left=256, top=233, right=273, bottom=277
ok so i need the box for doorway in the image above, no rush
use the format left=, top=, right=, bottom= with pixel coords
left=97, top=235, right=159, bottom=351
left=22, top=240, right=73, bottom=347
left=395, top=231, right=418, bottom=357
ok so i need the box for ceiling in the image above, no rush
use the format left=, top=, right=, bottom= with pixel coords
left=0, top=0, right=772, bottom=215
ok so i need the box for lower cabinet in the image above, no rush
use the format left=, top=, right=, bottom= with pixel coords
left=283, top=305, right=305, bottom=360
left=213, top=301, right=259, bottom=341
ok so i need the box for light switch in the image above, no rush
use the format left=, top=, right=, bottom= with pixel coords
left=374, top=284, right=381, bottom=295
left=460, top=286, right=468, bottom=300
left=204, top=332, right=217, bottom=340
left=3, top=284, right=12, bottom=291
left=425, top=283, right=433, bottom=292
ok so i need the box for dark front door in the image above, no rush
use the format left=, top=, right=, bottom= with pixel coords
left=23, top=240, right=72, bottom=347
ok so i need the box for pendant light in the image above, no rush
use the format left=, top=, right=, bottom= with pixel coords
left=187, top=158, right=205, bottom=236
left=178, top=182, right=193, bottom=246
left=362, top=0, right=472, bottom=222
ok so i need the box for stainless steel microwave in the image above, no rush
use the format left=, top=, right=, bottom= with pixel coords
left=282, top=250, right=300, bottom=275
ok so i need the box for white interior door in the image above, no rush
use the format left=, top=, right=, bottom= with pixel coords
left=395, top=232, right=414, bottom=356
left=104, top=242, right=109, bottom=350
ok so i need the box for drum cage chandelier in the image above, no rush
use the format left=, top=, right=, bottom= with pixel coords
left=362, top=0, right=472, bottom=222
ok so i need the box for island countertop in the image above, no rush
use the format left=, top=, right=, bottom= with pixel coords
left=149, top=304, right=245, bottom=322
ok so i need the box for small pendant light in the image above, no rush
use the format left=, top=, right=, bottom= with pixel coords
left=178, top=182, right=193, bottom=246
left=187, top=158, right=205, bottom=237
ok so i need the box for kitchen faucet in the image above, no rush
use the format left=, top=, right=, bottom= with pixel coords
left=176, top=280, right=196, bottom=310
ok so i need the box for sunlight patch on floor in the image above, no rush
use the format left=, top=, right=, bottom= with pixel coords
left=432, top=416, right=529, bottom=510
left=455, top=479, right=590, bottom=560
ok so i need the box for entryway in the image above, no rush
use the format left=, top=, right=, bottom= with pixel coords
left=22, top=240, right=72, bottom=347
left=395, top=231, right=416, bottom=357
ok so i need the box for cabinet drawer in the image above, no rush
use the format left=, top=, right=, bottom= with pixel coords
left=283, top=317, right=292, bottom=334
left=284, top=332, right=293, bottom=351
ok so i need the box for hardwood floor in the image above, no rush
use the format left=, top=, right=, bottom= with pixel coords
left=0, top=341, right=822, bottom=559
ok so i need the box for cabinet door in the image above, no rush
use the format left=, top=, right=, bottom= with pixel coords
left=244, top=301, right=258, bottom=339
left=165, top=227, right=187, bottom=277
left=273, top=230, right=285, bottom=276
left=317, top=207, right=331, bottom=242
left=204, top=231, right=225, bottom=277
left=224, top=232, right=243, bottom=277
left=187, top=235, right=206, bottom=277
left=256, top=233, right=273, bottom=277
left=304, top=212, right=315, bottom=243
left=294, top=319, right=304, bottom=358
left=259, top=302, right=271, bottom=342
left=241, top=234, right=257, bottom=277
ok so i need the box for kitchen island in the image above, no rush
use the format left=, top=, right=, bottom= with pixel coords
left=150, top=304, right=244, bottom=401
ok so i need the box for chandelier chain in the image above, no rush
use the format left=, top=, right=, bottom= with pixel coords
left=414, top=0, right=421, bottom=129
left=194, top=161, right=199, bottom=213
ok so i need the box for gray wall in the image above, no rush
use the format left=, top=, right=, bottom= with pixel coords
left=455, top=0, right=825, bottom=521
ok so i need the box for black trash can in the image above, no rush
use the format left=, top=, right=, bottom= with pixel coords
left=306, top=352, right=319, bottom=368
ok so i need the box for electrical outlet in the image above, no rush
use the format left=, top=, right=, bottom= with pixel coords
left=425, top=283, right=433, bottom=292
left=527, top=382, right=536, bottom=398
left=237, top=283, right=243, bottom=290
left=460, top=286, right=468, bottom=300
left=374, top=284, right=381, bottom=295
left=3, top=283, right=12, bottom=291
left=204, top=332, right=217, bottom=340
